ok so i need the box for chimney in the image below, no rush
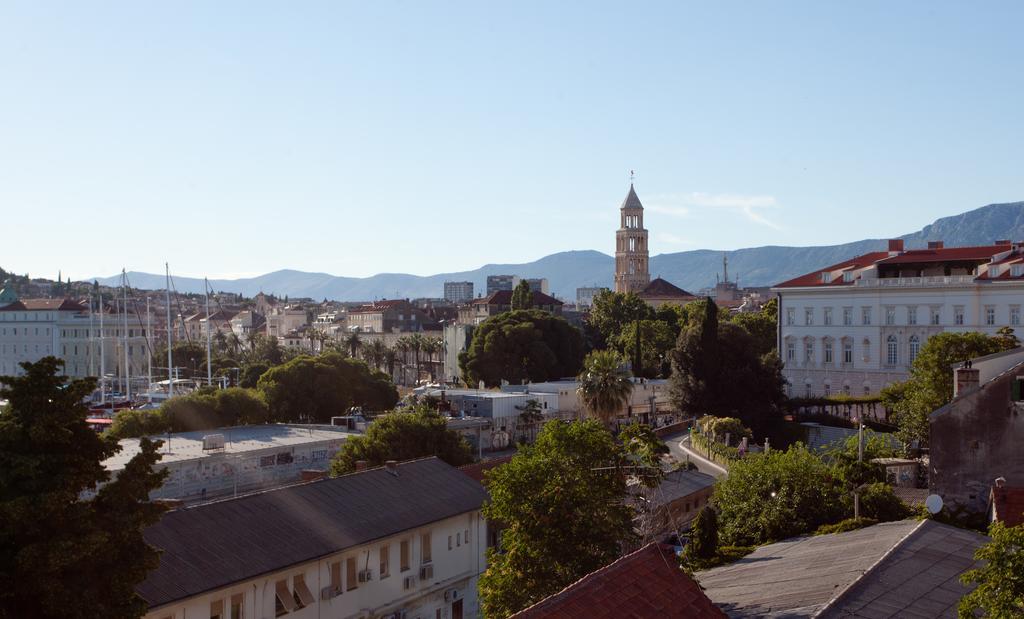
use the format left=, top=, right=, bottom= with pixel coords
left=995, top=476, right=1007, bottom=488
left=954, top=364, right=980, bottom=397
left=385, top=460, right=399, bottom=476
left=355, top=460, right=368, bottom=471
left=888, top=239, right=904, bottom=253
left=927, top=240, right=944, bottom=249
left=300, top=469, right=327, bottom=482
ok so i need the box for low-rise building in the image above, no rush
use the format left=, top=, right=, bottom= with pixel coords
left=502, top=378, right=675, bottom=426
left=347, top=299, right=436, bottom=334
left=637, top=277, right=697, bottom=309
left=102, top=424, right=354, bottom=503
left=633, top=469, right=716, bottom=542
left=140, top=457, right=489, bottom=619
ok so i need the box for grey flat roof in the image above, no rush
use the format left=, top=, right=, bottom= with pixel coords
left=139, top=457, right=488, bottom=609
left=104, top=424, right=355, bottom=471
left=655, top=469, right=716, bottom=505
left=697, top=520, right=985, bottom=618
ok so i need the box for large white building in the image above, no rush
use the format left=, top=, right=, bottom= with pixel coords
left=140, top=457, right=489, bottom=619
left=773, top=240, right=1024, bottom=397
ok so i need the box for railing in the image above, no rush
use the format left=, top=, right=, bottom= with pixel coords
left=854, top=275, right=976, bottom=288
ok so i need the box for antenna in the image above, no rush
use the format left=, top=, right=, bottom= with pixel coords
left=629, top=169, right=636, bottom=184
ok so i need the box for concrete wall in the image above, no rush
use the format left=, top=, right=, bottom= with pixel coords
left=930, top=362, right=1024, bottom=513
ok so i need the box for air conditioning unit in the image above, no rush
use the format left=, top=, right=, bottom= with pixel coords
left=358, top=569, right=373, bottom=583
left=419, top=564, right=433, bottom=581
left=403, top=575, right=416, bottom=590
left=321, top=585, right=342, bottom=600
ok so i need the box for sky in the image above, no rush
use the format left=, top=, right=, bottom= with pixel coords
left=2, top=1, right=1023, bottom=281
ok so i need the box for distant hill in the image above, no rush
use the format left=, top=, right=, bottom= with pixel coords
left=92, top=201, right=1024, bottom=301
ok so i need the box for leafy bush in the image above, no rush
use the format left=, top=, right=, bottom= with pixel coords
left=814, top=517, right=878, bottom=535
left=857, top=482, right=912, bottom=522
left=683, top=506, right=719, bottom=566
left=107, top=387, right=269, bottom=438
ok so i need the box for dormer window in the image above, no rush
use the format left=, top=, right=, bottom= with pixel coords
left=1012, top=264, right=1024, bottom=277
left=821, top=272, right=832, bottom=283
left=843, top=272, right=854, bottom=283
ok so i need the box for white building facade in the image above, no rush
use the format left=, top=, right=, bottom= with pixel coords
left=774, top=240, right=1024, bottom=397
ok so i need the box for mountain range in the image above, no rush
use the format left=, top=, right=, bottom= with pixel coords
left=93, top=201, right=1024, bottom=302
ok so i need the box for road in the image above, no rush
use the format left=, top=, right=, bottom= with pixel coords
left=662, top=430, right=728, bottom=479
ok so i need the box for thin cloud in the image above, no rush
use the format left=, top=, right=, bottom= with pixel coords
left=656, top=232, right=692, bottom=245
left=647, top=191, right=783, bottom=230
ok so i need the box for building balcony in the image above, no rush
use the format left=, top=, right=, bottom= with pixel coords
left=854, top=275, right=976, bottom=288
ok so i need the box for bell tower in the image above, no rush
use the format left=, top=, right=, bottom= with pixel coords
left=614, top=184, right=650, bottom=294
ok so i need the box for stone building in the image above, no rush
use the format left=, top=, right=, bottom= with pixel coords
left=614, top=184, right=650, bottom=294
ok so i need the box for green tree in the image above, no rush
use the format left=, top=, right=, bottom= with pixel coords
left=727, top=297, right=778, bottom=356
left=576, top=350, right=634, bottom=428
left=329, top=407, right=473, bottom=475
left=714, top=444, right=845, bottom=546
left=459, top=310, right=585, bottom=387
left=586, top=290, right=655, bottom=350
left=612, top=319, right=676, bottom=378
left=857, top=482, right=912, bottom=522
left=239, top=361, right=270, bottom=388
left=671, top=298, right=786, bottom=436
left=107, top=387, right=271, bottom=438
left=958, top=522, right=1024, bottom=618
left=344, top=332, right=362, bottom=359
left=258, top=353, right=399, bottom=423
left=151, top=340, right=207, bottom=378
left=511, top=280, right=533, bottom=310
left=618, top=421, right=669, bottom=487
left=516, top=399, right=545, bottom=443
left=478, top=420, right=635, bottom=617
left=0, top=358, right=168, bottom=619
left=889, top=332, right=1013, bottom=448
left=684, top=506, right=719, bottom=565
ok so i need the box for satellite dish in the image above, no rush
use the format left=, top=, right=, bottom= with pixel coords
left=925, top=494, right=944, bottom=514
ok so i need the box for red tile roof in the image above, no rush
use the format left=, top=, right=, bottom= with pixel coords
left=773, top=251, right=890, bottom=288
left=458, top=455, right=514, bottom=484
left=991, top=485, right=1024, bottom=527
left=875, top=243, right=1011, bottom=264
left=511, top=542, right=725, bottom=618
left=0, top=298, right=86, bottom=312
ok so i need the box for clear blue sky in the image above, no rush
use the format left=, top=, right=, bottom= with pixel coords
left=2, top=1, right=1022, bottom=281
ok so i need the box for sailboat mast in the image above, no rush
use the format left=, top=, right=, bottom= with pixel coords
left=123, top=269, right=130, bottom=400
left=205, top=277, right=212, bottom=387
left=165, top=263, right=173, bottom=399
left=88, top=292, right=95, bottom=377
left=99, top=291, right=105, bottom=405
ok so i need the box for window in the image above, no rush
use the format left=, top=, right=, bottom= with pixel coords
left=843, top=384, right=851, bottom=396
left=346, top=557, right=358, bottom=591
left=1013, top=264, right=1024, bottom=277
left=448, top=535, right=453, bottom=550
left=293, top=574, right=314, bottom=609
left=401, top=539, right=411, bottom=571
left=863, top=338, right=871, bottom=363
left=886, top=336, right=898, bottom=366
left=330, top=561, right=342, bottom=591
left=843, top=340, right=853, bottom=365
left=907, top=306, right=917, bottom=325
left=821, top=271, right=831, bottom=283
left=1012, top=306, right=1021, bottom=326
left=885, top=306, right=895, bottom=326
left=985, top=306, right=996, bottom=326
left=955, top=306, right=965, bottom=325
left=211, top=599, right=224, bottom=619
left=862, top=307, right=872, bottom=325
left=274, top=580, right=296, bottom=617
left=804, top=308, right=814, bottom=326
left=824, top=384, right=831, bottom=397
left=230, top=593, right=244, bottom=619
left=465, top=528, right=470, bottom=543
left=931, top=307, right=941, bottom=325
left=843, top=307, right=853, bottom=326
left=823, top=308, right=833, bottom=326
left=786, top=340, right=795, bottom=362
left=804, top=340, right=814, bottom=365
left=457, top=532, right=462, bottom=546
left=380, top=544, right=390, bottom=578
left=824, top=340, right=833, bottom=364
left=786, top=308, right=795, bottom=326
left=864, top=385, right=871, bottom=396
left=909, top=335, right=921, bottom=364
left=421, top=532, right=432, bottom=563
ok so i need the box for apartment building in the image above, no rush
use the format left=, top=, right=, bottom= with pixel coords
left=443, top=281, right=474, bottom=304
left=141, top=457, right=489, bottom=619
left=347, top=300, right=436, bottom=334
left=773, top=240, right=1024, bottom=397
left=485, top=275, right=518, bottom=295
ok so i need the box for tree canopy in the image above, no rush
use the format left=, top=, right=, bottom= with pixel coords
left=0, top=358, right=168, bottom=619
left=459, top=310, right=585, bottom=387
left=958, top=522, right=1024, bottom=618
left=257, top=353, right=398, bottom=423
left=612, top=319, right=676, bottom=378
left=511, top=280, right=533, bottom=310
left=330, top=407, right=473, bottom=475
left=478, top=420, right=636, bottom=617
left=576, top=350, right=634, bottom=428
left=887, top=331, right=1014, bottom=448
left=107, top=387, right=270, bottom=439
left=586, top=290, right=654, bottom=350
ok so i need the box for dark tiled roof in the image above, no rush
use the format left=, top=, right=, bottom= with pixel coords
left=139, top=457, right=488, bottom=609
left=991, top=485, right=1024, bottom=527
left=0, top=298, right=86, bottom=312
left=512, top=542, right=724, bottom=618
left=654, top=469, right=716, bottom=505
left=475, top=290, right=564, bottom=307
left=639, top=277, right=695, bottom=299
left=620, top=184, right=644, bottom=210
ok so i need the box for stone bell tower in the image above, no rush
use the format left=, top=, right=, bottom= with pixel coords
left=614, top=184, right=651, bottom=294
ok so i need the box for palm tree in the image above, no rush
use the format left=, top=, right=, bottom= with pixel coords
left=227, top=332, right=243, bottom=357
left=370, top=339, right=388, bottom=370
left=577, top=350, right=634, bottom=430
left=420, top=336, right=442, bottom=382
left=383, top=347, right=398, bottom=382
left=344, top=332, right=362, bottom=359
left=393, top=337, right=411, bottom=386
left=408, top=333, right=425, bottom=384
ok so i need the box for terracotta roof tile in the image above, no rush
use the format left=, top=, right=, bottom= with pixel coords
left=991, top=485, right=1024, bottom=527
left=511, top=542, right=725, bottom=618
left=0, top=298, right=86, bottom=312
left=458, top=455, right=514, bottom=484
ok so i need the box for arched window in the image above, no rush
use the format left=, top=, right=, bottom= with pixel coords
left=863, top=338, right=871, bottom=363
left=909, top=335, right=921, bottom=364
left=886, top=335, right=898, bottom=366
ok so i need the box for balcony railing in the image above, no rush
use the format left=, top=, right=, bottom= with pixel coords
left=854, top=275, right=976, bottom=288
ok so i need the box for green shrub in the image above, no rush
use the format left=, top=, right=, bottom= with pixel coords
left=815, top=517, right=878, bottom=535
left=857, top=482, right=912, bottom=522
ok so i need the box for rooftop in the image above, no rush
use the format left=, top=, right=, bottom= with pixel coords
left=139, top=457, right=489, bottom=609
left=640, top=277, right=696, bottom=299
left=697, top=519, right=985, bottom=618
left=103, top=424, right=354, bottom=471
left=653, top=469, right=716, bottom=505
left=474, top=289, right=564, bottom=307
left=511, top=542, right=724, bottom=618
left=0, top=298, right=87, bottom=312
left=620, top=184, right=645, bottom=211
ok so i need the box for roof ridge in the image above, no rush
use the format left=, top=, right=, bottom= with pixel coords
left=813, top=519, right=927, bottom=617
